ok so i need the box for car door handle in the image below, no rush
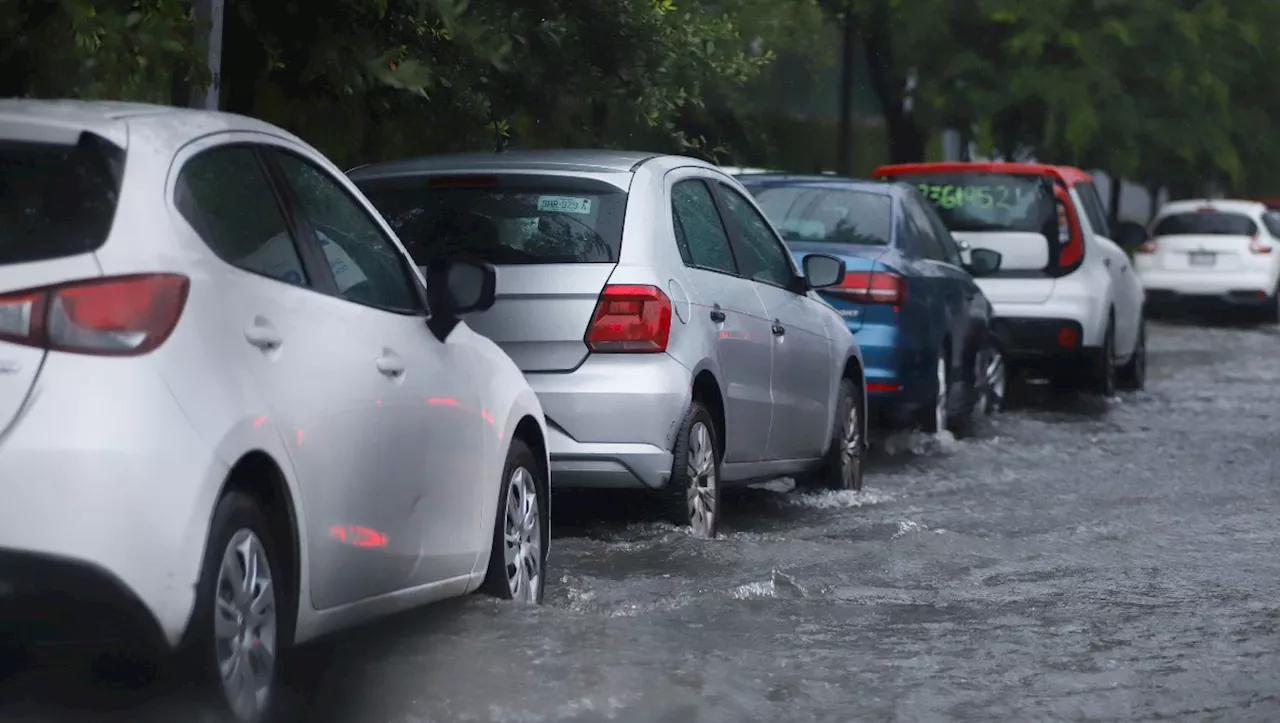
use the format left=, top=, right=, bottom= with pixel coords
left=244, top=324, right=282, bottom=351
left=376, top=351, right=405, bottom=378
left=709, top=305, right=726, bottom=323
left=771, top=320, right=786, bottom=336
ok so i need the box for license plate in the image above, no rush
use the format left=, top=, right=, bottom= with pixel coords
left=1188, top=252, right=1215, bottom=267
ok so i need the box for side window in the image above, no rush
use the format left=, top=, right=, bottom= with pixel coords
left=671, top=179, right=737, bottom=274
left=1262, top=211, right=1280, bottom=238
left=918, top=198, right=964, bottom=266
left=269, top=150, right=421, bottom=314
left=717, top=184, right=796, bottom=288
left=1075, top=181, right=1111, bottom=238
left=174, top=146, right=309, bottom=287
left=905, top=196, right=948, bottom=262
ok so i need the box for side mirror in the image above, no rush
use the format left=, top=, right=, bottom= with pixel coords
left=1114, top=220, right=1149, bottom=249
left=801, top=253, right=846, bottom=289
left=966, top=247, right=1003, bottom=276
left=424, top=258, right=497, bottom=341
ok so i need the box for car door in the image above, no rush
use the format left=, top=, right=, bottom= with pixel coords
left=903, top=195, right=972, bottom=378
left=264, top=146, right=488, bottom=592
left=667, top=173, right=773, bottom=464
left=170, top=140, right=397, bottom=609
left=917, top=195, right=984, bottom=366
left=1074, top=181, right=1139, bottom=354
left=713, top=181, right=834, bottom=461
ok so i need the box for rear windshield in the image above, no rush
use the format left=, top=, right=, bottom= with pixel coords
left=1153, top=211, right=1258, bottom=237
left=746, top=185, right=892, bottom=245
left=881, top=171, right=1056, bottom=235
left=354, top=174, right=626, bottom=265
left=0, top=132, right=124, bottom=265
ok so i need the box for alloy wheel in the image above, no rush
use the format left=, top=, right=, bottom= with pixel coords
left=214, top=530, right=277, bottom=723
left=839, top=398, right=863, bottom=490
left=503, top=466, right=542, bottom=603
left=933, top=355, right=948, bottom=433
left=686, top=421, right=717, bottom=537
left=982, top=346, right=1007, bottom=414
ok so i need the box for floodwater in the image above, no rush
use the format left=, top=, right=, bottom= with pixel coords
left=4, top=320, right=1279, bottom=722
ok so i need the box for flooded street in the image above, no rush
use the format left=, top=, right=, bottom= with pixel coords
left=6, top=320, right=1280, bottom=722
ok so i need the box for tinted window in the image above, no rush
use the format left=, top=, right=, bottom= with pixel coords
left=272, top=151, right=420, bottom=313
left=1153, top=212, right=1259, bottom=237
left=884, top=171, right=1056, bottom=235
left=905, top=195, right=948, bottom=262
left=1262, top=211, right=1280, bottom=238
left=671, top=180, right=737, bottom=274
left=918, top=198, right=964, bottom=265
left=1075, top=181, right=1111, bottom=238
left=748, top=185, right=892, bottom=246
left=717, top=185, right=796, bottom=287
left=175, top=146, right=308, bottom=287
left=356, top=175, right=625, bottom=265
left=0, top=132, right=124, bottom=265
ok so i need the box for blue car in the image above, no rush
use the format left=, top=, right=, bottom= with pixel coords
left=737, top=174, right=1007, bottom=434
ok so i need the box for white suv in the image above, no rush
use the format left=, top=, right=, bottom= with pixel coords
left=1130, top=199, right=1280, bottom=322
left=873, top=162, right=1147, bottom=396
left=0, top=100, right=549, bottom=722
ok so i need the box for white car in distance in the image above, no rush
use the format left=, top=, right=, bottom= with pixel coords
left=0, top=100, right=550, bottom=723
left=1126, top=199, right=1280, bottom=322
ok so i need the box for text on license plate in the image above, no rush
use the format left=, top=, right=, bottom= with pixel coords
left=1188, top=252, right=1215, bottom=266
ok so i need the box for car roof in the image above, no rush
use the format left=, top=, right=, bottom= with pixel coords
left=735, top=173, right=903, bottom=197
left=347, top=149, right=719, bottom=181
left=0, top=98, right=304, bottom=155
left=872, top=161, right=1093, bottom=185
left=1156, top=198, right=1270, bottom=217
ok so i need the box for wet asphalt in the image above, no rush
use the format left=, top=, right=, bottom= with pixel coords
left=3, top=318, right=1279, bottom=722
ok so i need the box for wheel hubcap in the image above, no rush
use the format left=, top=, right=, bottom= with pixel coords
left=934, top=356, right=948, bottom=433
left=985, top=348, right=1006, bottom=412
left=686, top=421, right=717, bottom=536
left=214, top=530, right=277, bottom=723
left=839, top=399, right=862, bottom=490
left=503, top=466, right=542, bottom=603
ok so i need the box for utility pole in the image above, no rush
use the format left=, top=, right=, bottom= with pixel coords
left=834, top=0, right=856, bottom=176
left=190, top=0, right=225, bottom=110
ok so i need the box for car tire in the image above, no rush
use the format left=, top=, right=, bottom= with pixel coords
left=1092, top=319, right=1118, bottom=397
left=797, top=376, right=864, bottom=492
left=1263, top=285, right=1280, bottom=324
left=976, top=336, right=1007, bottom=415
left=186, top=491, right=287, bottom=723
left=665, top=400, right=721, bottom=539
left=480, top=438, right=547, bottom=604
left=1117, top=317, right=1147, bottom=390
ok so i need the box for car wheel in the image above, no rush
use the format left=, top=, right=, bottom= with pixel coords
left=797, top=377, right=864, bottom=491
left=1093, top=320, right=1117, bottom=397
left=1117, top=317, right=1147, bottom=390
left=666, top=400, right=721, bottom=539
left=188, top=492, right=285, bottom=723
left=977, top=339, right=1007, bottom=414
left=481, top=438, right=546, bottom=604
left=1263, top=284, right=1280, bottom=324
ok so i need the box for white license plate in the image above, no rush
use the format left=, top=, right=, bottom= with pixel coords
left=1188, top=252, right=1216, bottom=267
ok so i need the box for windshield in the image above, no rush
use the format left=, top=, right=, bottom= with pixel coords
left=0, top=132, right=124, bottom=266
left=355, top=176, right=626, bottom=265
left=883, top=171, right=1056, bottom=235
left=747, top=185, right=892, bottom=245
left=1153, top=211, right=1258, bottom=237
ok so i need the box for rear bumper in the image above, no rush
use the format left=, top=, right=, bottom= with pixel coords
left=853, top=321, right=935, bottom=426
left=1144, top=288, right=1275, bottom=310
left=1138, top=268, right=1274, bottom=299
left=0, top=352, right=227, bottom=650
left=526, top=353, right=692, bottom=490
left=990, top=316, right=1086, bottom=361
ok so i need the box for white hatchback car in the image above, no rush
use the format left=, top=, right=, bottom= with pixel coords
left=0, top=100, right=549, bottom=722
left=873, top=162, right=1147, bottom=396
left=1130, top=199, right=1280, bottom=322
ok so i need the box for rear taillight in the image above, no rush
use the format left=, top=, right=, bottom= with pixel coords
left=825, top=270, right=905, bottom=305
left=1249, top=233, right=1271, bottom=254
left=585, top=284, right=672, bottom=353
left=1054, top=187, right=1084, bottom=269
left=1136, top=238, right=1158, bottom=254
left=0, top=274, right=189, bottom=356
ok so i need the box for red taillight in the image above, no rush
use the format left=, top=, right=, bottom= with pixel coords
left=1057, top=326, right=1079, bottom=347
left=0, top=274, right=189, bottom=356
left=1055, top=187, right=1084, bottom=268
left=585, top=284, right=672, bottom=353
left=1136, top=238, right=1158, bottom=254
left=1249, top=233, right=1271, bottom=254
left=825, top=270, right=905, bottom=305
